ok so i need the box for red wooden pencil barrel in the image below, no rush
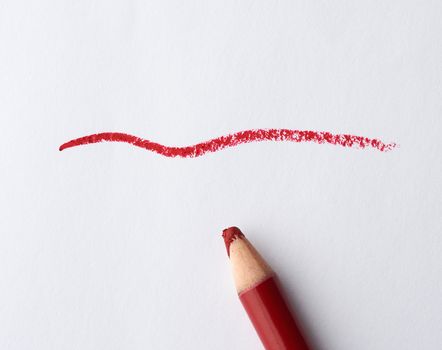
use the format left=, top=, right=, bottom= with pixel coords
left=240, top=277, right=310, bottom=350
left=223, top=227, right=312, bottom=350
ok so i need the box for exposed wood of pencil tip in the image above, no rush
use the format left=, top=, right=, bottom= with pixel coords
left=229, top=237, right=274, bottom=294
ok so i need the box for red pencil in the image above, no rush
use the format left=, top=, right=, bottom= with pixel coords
left=222, top=227, right=312, bottom=350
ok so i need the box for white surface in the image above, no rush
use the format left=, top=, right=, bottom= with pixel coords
left=1, top=1, right=441, bottom=349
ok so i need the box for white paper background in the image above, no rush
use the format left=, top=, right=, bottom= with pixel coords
left=1, top=1, right=441, bottom=349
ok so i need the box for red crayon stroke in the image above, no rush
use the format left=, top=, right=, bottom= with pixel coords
left=59, top=129, right=396, bottom=157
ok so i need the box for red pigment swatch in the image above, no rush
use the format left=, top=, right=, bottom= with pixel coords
left=59, top=129, right=396, bottom=157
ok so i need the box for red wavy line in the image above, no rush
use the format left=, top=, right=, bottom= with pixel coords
left=59, top=129, right=396, bottom=157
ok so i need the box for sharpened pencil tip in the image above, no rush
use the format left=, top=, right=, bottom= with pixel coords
left=222, top=227, right=245, bottom=257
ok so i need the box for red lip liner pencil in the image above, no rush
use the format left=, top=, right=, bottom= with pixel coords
left=222, top=227, right=312, bottom=350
